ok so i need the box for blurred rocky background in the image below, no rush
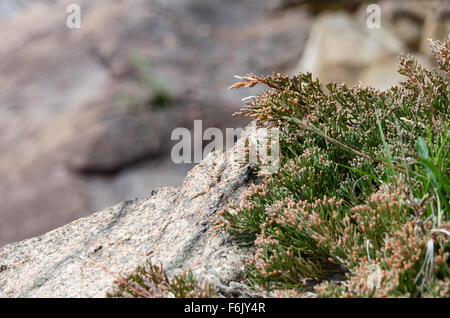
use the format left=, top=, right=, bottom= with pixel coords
left=0, top=0, right=448, bottom=246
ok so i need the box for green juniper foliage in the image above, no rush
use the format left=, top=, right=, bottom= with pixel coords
left=215, top=39, right=449, bottom=297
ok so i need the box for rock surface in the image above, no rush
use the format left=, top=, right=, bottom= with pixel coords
left=0, top=122, right=261, bottom=298
left=375, top=0, right=450, bottom=53
left=295, top=1, right=448, bottom=89
left=295, top=11, right=405, bottom=89
left=0, top=0, right=312, bottom=246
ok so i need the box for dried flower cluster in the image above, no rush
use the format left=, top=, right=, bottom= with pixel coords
left=107, top=262, right=217, bottom=298
left=216, top=39, right=449, bottom=297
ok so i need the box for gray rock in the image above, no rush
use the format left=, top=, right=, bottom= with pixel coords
left=0, top=122, right=260, bottom=298
left=0, top=0, right=38, bottom=23
left=0, top=0, right=312, bottom=246
left=374, top=0, right=449, bottom=54
left=294, top=11, right=405, bottom=89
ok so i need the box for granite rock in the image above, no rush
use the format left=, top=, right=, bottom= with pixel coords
left=0, top=122, right=262, bottom=298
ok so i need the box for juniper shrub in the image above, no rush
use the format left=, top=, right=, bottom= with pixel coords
left=214, top=38, right=449, bottom=297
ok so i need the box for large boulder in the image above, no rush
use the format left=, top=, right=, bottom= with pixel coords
left=0, top=0, right=312, bottom=246
left=0, top=122, right=261, bottom=298
left=375, top=0, right=450, bottom=53
left=295, top=11, right=405, bottom=89
left=295, top=2, right=447, bottom=89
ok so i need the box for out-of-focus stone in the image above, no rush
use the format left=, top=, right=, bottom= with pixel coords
left=375, top=0, right=449, bottom=53
left=0, top=0, right=312, bottom=246
left=295, top=12, right=404, bottom=88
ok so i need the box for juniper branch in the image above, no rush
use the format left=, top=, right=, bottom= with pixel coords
left=284, top=116, right=407, bottom=174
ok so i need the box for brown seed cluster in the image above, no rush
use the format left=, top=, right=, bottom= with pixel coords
left=108, top=262, right=216, bottom=298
